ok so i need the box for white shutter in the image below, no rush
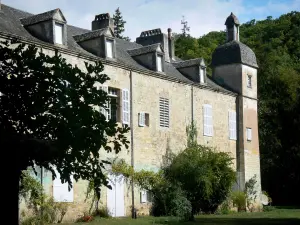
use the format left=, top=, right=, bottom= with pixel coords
left=229, top=111, right=237, bottom=140
left=139, top=112, right=145, bottom=127
left=106, top=40, right=113, bottom=58
left=246, top=128, right=252, bottom=141
left=200, top=68, right=205, bottom=83
left=203, top=104, right=213, bottom=136
left=53, top=170, right=73, bottom=202
left=99, top=85, right=108, bottom=120
left=55, top=23, right=63, bottom=44
left=122, top=89, right=130, bottom=124
left=159, top=97, right=169, bottom=128
left=141, top=190, right=147, bottom=203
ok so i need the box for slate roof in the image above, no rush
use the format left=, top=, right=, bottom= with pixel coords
left=0, top=4, right=235, bottom=95
left=225, top=12, right=240, bottom=26
left=73, top=28, right=112, bottom=42
left=127, top=43, right=162, bottom=56
left=172, top=58, right=205, bottom=68
left=211, top=40, right=258, bottom=68
left=20, top=8, right=66, bottom=26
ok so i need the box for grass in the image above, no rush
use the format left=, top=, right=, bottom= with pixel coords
left=64, top=208, right=300, bottom=225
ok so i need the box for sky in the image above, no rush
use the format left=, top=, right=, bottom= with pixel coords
left=3, top=0, right=300, bottom=40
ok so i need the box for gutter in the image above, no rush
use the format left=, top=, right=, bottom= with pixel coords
left=129, top=70, right=135, bottom=218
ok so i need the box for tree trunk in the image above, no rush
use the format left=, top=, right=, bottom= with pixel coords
left=3, top=166, right=21, bottom=225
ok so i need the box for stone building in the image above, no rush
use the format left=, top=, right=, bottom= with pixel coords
left=0, top=3, right=261, bottom=221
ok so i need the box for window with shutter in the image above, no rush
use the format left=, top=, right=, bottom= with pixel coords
left=203, top=104, right=213, bottom=136
left=99, top=85, right=109, bottom=120
left=246, top=127, right=252, bottom=141
left=55, top=23, right=63, bottom=44
left=140, top=190, right=147, bottom=203
left=139, top=112, right=146, bottom=127
left=229, top=111, right=237, bottom=140
left=53, top=171, right=73, bottom=202
left=106, top=40, right=114, bottom=58
left=122, top=89, right=130, bottom=124
left=159, top=97, right=169, bottom=128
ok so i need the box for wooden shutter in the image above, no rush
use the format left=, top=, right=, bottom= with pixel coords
left=203, top=104, right=213, bottom=136
left=159, top=97, right=169, bottom=128
left=229, top=111, right=237, bottom=140
left=122, top=89, right=130, bottom=124
left=53, top=170, right=73, bottom=202
left=99, top=85, right=108, bottom=120
left=139, top=112, right=145, bottom=127
left=141, top=190, right=147, bottom=203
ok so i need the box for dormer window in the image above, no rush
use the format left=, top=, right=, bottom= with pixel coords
left=20, top=9, right=67, bottom=46
left=55, top=23, right=63, bottom=44
left=106, top=39, right=114, bottom=58
left=157, top=55, right=163, bottom=72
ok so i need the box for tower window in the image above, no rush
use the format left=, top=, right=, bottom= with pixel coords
left=247, top=75, right=252, bottom=88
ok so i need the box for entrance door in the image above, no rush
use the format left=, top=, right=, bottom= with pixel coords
left=107, top=174, right=125, bottom=217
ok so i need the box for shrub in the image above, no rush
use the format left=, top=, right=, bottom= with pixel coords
left=151, top=182, right=192, bottom=221
left=92, top=206, right=111, bottom=218
left=263, top=205, right=276, bottom=212
left=231, top=191, right=246, bottom=212
left=165, top=145, right=236, bottom=214
left=245, top=175, right=258, bottom=212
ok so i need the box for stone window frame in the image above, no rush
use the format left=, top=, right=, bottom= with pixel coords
left=103, top=36, right=116, bottom=59
left=246, top=127, right=252, bottom=141
left=53, top=20, right=67, bottom=46
left=156, top=52, right=165, bottom=73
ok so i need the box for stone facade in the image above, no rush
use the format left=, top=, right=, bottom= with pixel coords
left=0, top=4, right=262, bottom=222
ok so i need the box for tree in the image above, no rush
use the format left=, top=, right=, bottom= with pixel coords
left=113, top=7, right=130, bottom=41
left=0, top=39, right=129, bottom=224
left=181, top=16, right=190, bottom=37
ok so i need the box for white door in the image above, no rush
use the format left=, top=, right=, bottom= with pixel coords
left=107, top=174, right=125, bottom=217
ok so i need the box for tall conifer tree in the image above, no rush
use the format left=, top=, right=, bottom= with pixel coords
left=113, top=7, right=130, bottom=41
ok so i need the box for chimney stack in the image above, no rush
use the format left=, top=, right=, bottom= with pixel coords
left=167, top=28, right=175, bottom=61
left=92, top=13, right=114, bottom=31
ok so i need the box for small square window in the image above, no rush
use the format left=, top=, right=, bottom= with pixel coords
left=55, top=23, right=63, bottom=44
left=139, top=112, right=149, bottom=127
left=157, top=55, right=163, bottom=72
left=247, top=75, right=252, bottom=88
left=106, top=39, right=114, bottom=58
left=246, top=127, right=252, bottom=141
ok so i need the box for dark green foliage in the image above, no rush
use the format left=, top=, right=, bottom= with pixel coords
left=165, top=145, right=236, bottom=214
left=151, top=182, right=192, bottom=221
left=113, top=7, right=130, bottom=41
left=231, top=191, right=247, bottom=212
left=175, top=12, right=300, bottom=206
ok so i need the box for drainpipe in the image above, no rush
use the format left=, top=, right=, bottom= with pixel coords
left=129, top=70, right=135, bottom=218
left=191, top=85, right=194, bottom=121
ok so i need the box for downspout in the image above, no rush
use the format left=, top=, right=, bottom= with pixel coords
left=129, top=70, right=135, bottom=218
left=191, top=85, right=194, bottom=121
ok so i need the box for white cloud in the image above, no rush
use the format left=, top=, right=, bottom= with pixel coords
left=3, top=0, right=300, bottom=40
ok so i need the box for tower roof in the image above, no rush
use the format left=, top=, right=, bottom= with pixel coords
left=225, top=12, right=240, bottom=26
left=211, top=40, right=258, bottom=68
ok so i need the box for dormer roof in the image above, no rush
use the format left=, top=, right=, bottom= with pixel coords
left=173, top=58, right=205, bottom=68
left=127, top=43, right=163, bottom=57
left=225, top=12, right=240, bottom=26
left=73, top=27, right=114, bottom=42
left=20, top=8, right=66, bottom=26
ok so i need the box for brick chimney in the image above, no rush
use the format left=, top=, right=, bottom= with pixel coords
left=92, top=13, right=114, bottom=31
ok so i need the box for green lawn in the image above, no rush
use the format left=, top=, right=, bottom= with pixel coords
left=68, top=208, right=300, bottom=225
